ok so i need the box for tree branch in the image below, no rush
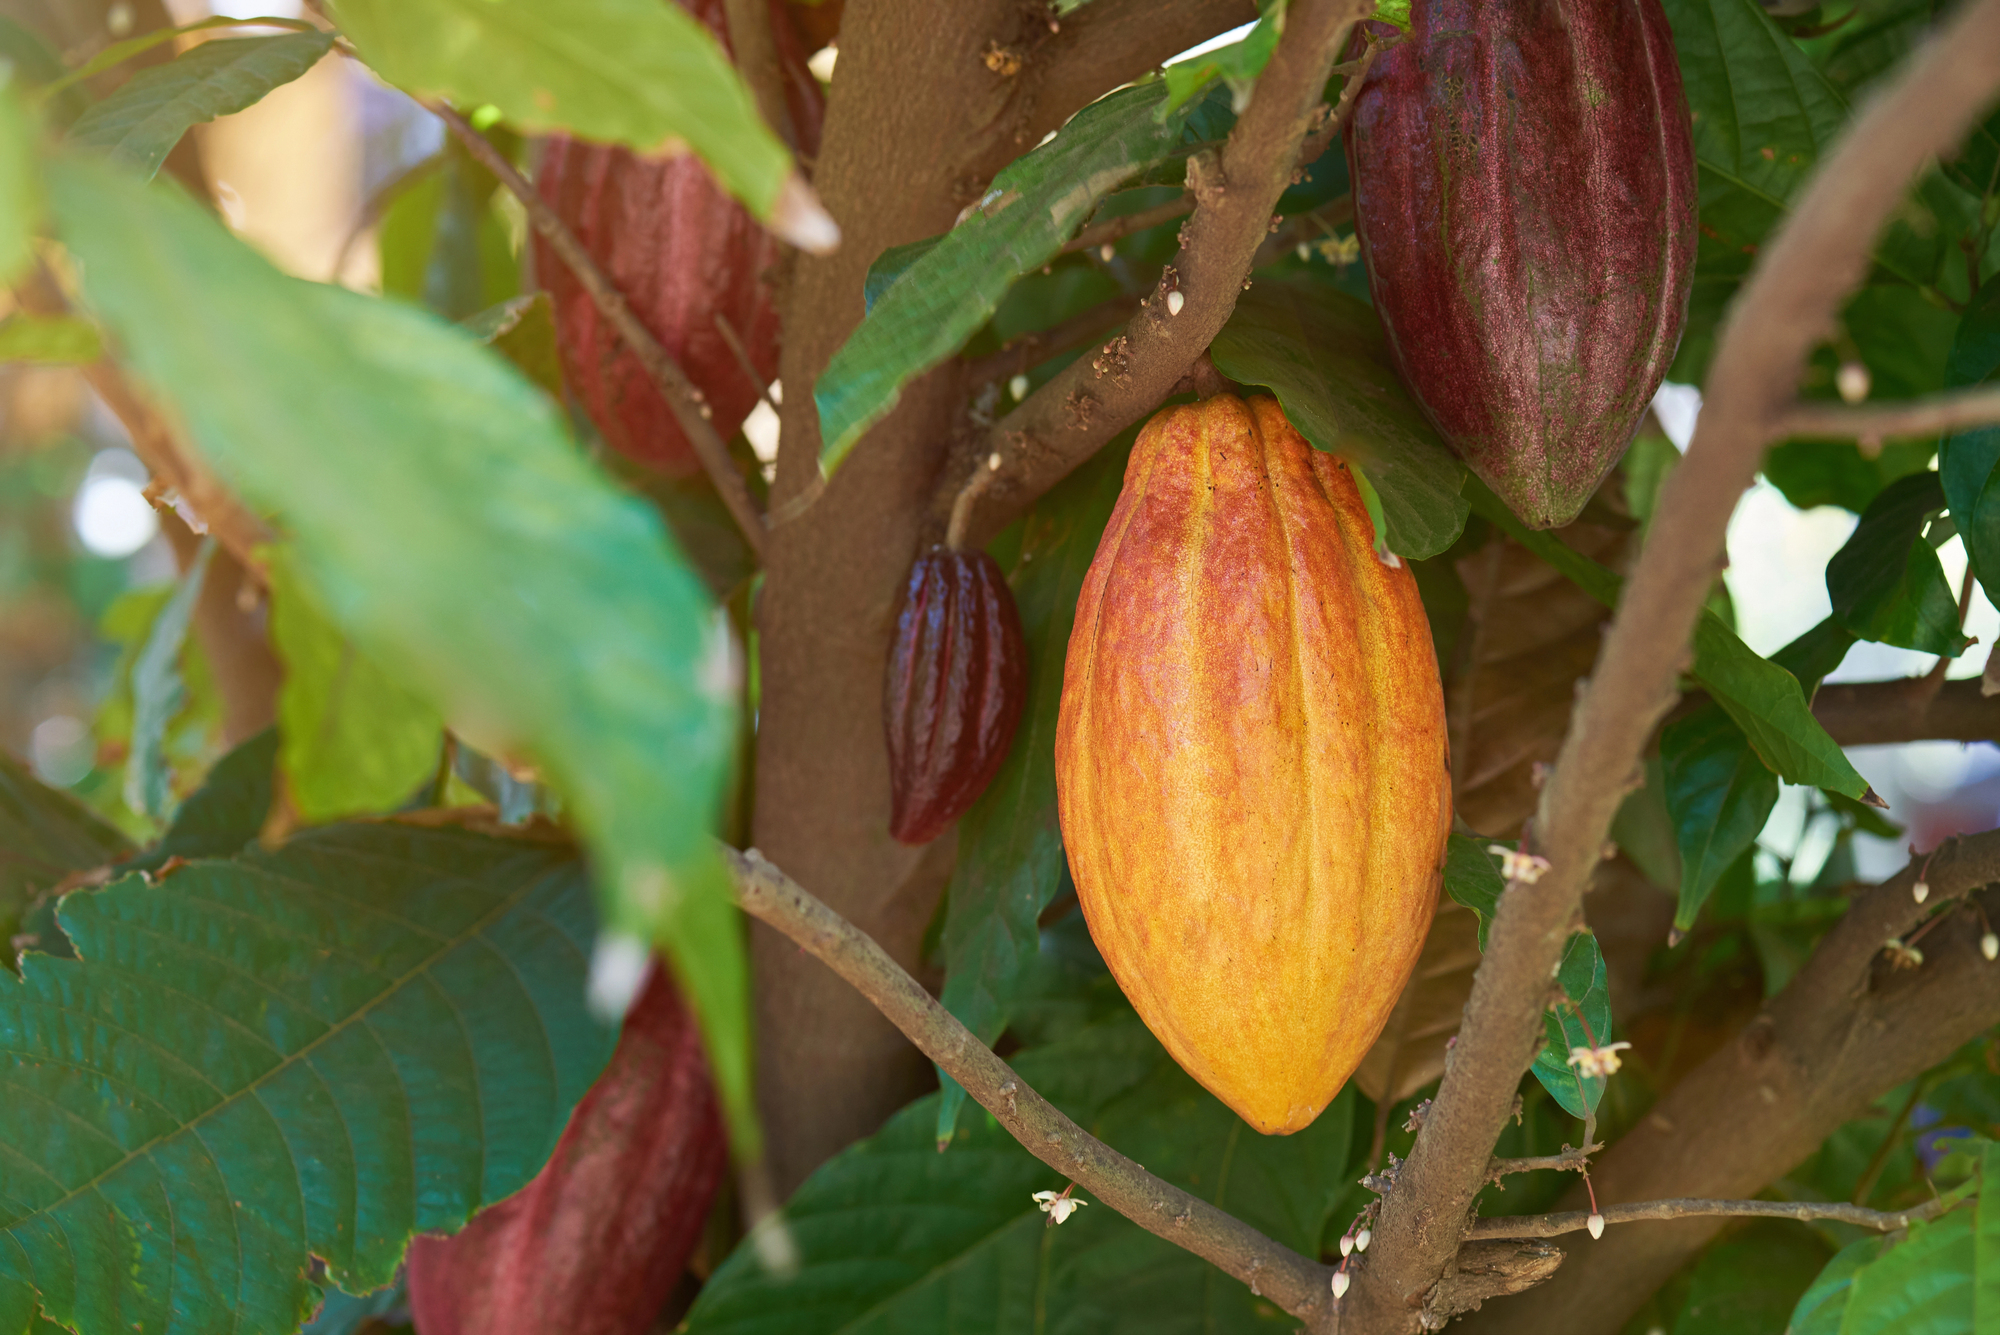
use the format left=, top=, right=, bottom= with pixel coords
left=723, top=0, right=798, bottom=152
left=428, top=102, right=768, bottom=559
left=953, top=0, right=1370, bottom=549
left=1346, top=8, right=2000, bottom=1331
left=1467, top=1195, right=1954, bottom=1242
left=1487, top=1146, right=1600, bottom=1185
left=1812, top=676, right=2000, bottom=745
left=1779, top=383, right=2000, bottom=441
left=962, top=293, right=1143, bottom=388
left=721, top=844, right=1341, bottom=1330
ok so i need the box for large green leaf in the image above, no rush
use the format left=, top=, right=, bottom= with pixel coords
left=688, top=1013, right=1356, bottom=1335
left=0, top=820, right=618, bottom=1335
left=325, top=0, right=791, bottom=218
left=269, top=549, right=444, bottom=824
left=817, top=79, right=1195, bottom=468
left=1672, top=1220, right=1831, bottom=1335
left=1788, top=1234, right=1886, bottom=1335
left=1826, top=471, right=1970, bottom=656
left=0, top=749, right=132, bottom=944
left=1978, top=1142, right=2000, bottom=1334
left=1661, top=706, right=1780, bottom=934
left=47, top=156, right=748, bottom=1143
left=1838, top=1208, right=1976, bottom=1334
left=1940, top=284, right=2000, bottom=605
left=65, top=31, right=335, bottom=181
left=1208, top=279, right=1470, bottom=559
left=1463, top=482, right=1873, bottom=798
left=934, top=434, right=1132, bottom=1146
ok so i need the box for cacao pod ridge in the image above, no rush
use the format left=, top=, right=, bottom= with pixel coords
left=1056, top=394, right=1451, bottom=1135
left=1345, top=0, right=1697, bottom=529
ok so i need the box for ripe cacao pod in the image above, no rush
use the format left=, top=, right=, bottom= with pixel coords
left=1345, top=0, right=1696, bottom=530
left=884, top=546, right=1028, bottom=845
left=405, top=963, right=727, bottom=1335
left=535, top=0, right=824, bottom=475
left=1055, top=394, right=1451, bottom=1135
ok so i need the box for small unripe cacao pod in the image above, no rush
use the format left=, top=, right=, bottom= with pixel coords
left=1055, top=395, right=1451, bottom=1134
left=534, top=0, right=824, bottom=475
left=405, top=963, right=727, bottom=1335
left=884, top=547, right=1028, bottom=845
left=1345, top=0, right=1696, bottom=529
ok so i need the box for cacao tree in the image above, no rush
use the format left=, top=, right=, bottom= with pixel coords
left=2, top=0, right=2000, bottom=1332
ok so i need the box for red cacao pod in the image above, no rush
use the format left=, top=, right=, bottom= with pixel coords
left=1055, top=395, right=1451, bottom=1135
left=1345, top=0, right=1696, bottom=530
left=884, top=547, right=1029, bottom=845
left=535, top=0, right=824, bottom=475
left=405, top=964, right=727, bottom=1335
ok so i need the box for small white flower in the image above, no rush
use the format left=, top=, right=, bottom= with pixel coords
left=1296, top=242, right=1312, bottom=262
left=1984, top=933, right=1998, bottom=962
left=1883, top=938, right=1925, bottom=970
left=1165, top=289, right=1186, bottom=317
left=1587, top=1212, right=1605, bottom=1240
left=1032, top=1189, right=1086, bottom=1225
left=1489, top=845, right=1552, bottom=884
left=1008, top=376, right=1030, bottom=402
left=1836, top=360, right=1871, bottom=404
left=1565, top=1042, right=1632, bottom=1080
left=1339, top=1231, right=1353, bottom=1257
left=1913, top=879, right=1930, bottom=904
left=1332, top=1268, right=1351, bottom=1299
left=1355, top=1227, right=1372, bottom=1253
left=1098, top=243, right=1116, bottom=262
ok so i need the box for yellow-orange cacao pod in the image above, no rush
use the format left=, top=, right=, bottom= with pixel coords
left=1055, top=394, right=1451, bottom=1134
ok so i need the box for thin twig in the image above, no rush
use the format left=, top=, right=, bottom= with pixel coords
left=1060, top=197, right=1197, bottom=257
left=711, top=312, right=781, bottom=420
left=723, top=0, right=797, bottom=151
left=1488, top=1146, right=1603, bottom=1185
left=1465, top=1194, right=1954, bottom=1242
left=1779, top=383, right=2000, bottom=441
left=1350, top=7, right=2000, bottom=1331
left=721, top=844, right=1339, bottom=1329
left=428, top=101, right=768, bottom=558
left=962, top=293, right=1143, bottom=386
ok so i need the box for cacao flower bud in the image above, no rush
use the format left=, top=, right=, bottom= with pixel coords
left=405, top=963, right=728, bottom=1335
left=884, top=547, right=1028, bottom=844
left=535, top=0, right=824, bottom=475
left=1056, top=394, right=1451, bottom=1134
left=1345, top=0, right=1696, bottom=529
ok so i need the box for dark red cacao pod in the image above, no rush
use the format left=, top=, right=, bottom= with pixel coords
left=885, top=547, right=1028, bottom=845
left=1344, top=0, right=1696, bottom=529
left=534, top=0, right=824, bottom=475
left=405, top=964, right=728, bottom=1335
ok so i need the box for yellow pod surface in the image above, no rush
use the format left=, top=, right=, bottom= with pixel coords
left=1054, top=394, right=1451, bottom=1135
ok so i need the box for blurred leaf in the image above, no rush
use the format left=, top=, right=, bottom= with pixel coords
left=1162, top=2, right=1281, bottom=114
left=1764, top=437, right=1936, bottom=514
left=1789, top=1234, right=1887, bottom=1335
left=1940, top=284, right=2000, bottom=602
left=1355, top=898, right=1481, bottom=1104
left=1662, top=706, right=1780, bottom=934
left=1979, top=1141, right=2000, bottom=1332
left=125, top=538, right=212, bottom=821
left=817, top=79, right=1193, bottom=468
left=0, top=17, right=87, bottom=126
left=0, top=821, right=617, bottom=1335
left=688, top=1013, right=1356, bottom=1335
left=49, top=156, right=748, bottom=1146
left=1839, top=1207, right=1976, bottom=1334
left=269, top=548, right=444, bottom=823
left=65, top=31, right=334, bottom=181
left=326, top=0, right=791, bottom=217
left=934, top=433, right=1131, bottom=1145
left=1443, top=832, right=1504, bottom=947
left=463, top=292, right=561, bottom=399
left=1827, top=471, right=1970, bottom=656
left=128, top=727, right=276, bottom=873
left=0, top=314, right=102, bottom=363
left=1673, top=1220, right=1831, bottom=1334
left=379, top=133, right=519, bottom=322
left=0, top=745, right=132, bottom=943
left=1531, top=931, right=1611, bottom=1118
left=0, top=87, right=37, bottom=284
left=1209, top=278, right=1470, bottom=558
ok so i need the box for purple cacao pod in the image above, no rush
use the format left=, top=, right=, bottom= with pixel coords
left=1345, top=0, right=1697, bottom=529
left=885, top=547, right=1028, bottom=845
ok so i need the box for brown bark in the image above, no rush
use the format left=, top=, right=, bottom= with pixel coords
left=1812, top=676, right=2000, bottom=746
left=753, top=0, right=1254, bottom=1194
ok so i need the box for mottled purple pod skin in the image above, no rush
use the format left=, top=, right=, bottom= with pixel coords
left=1345, top=0, right=1697, bottom=529
left=885, top=547, right=1028, bottom=845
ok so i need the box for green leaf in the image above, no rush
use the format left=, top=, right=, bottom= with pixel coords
left=130, top=727, right=277, bottom=873
left=1675, top=1220, right=1832, bottom=1335
left=1463, top=478, right=1873, bottom=798
left=0, top=314, right=101, bottom=363
left=1790, top=1234, right=1887, bottom=1335
left=1209, top=278, right=1470, bottom=559
left=1662, top=706, right=1781, bottom=934
left=1161, top=2, right=1282, bottom=114
left=1827, top=471, right=1970, bottom=656
left=1772, top=617, right=1858, bottom=696
left=0, top=745, right=132, bottom=943
left=0, top=821, right=618, bottom=1335
left=689, top=1013, right=1356, bottom=1335
left=463, top=292, right=561, bottom=400
left=125, top=538, right=212, bottom=822
left=379, top=128, right=520, bottom=322
left=1839, top=1208, right=1976, bottom=1334
left=0, top=86, right=38, bottom=285
left=47, top=155, right=749, bottom=1146
left=0, top=17, right=87, bottom=127
left=270, top=548, right=445, bottom=823
left=65, top=31, right=335, bottom=181
left=1443, top=832, right=1504, bottom=948
left=934, top=433, right=1132, bottom=1146
left=1978, top=1141, right=2000, bottom=1335
left=1940, top=284, right=2000, bottom=603
left=325, top=0, right=792, bottom=218
left=1530, top=931, right=1612, bottom=1119
left=817, top=79, right=1193, bottom=468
